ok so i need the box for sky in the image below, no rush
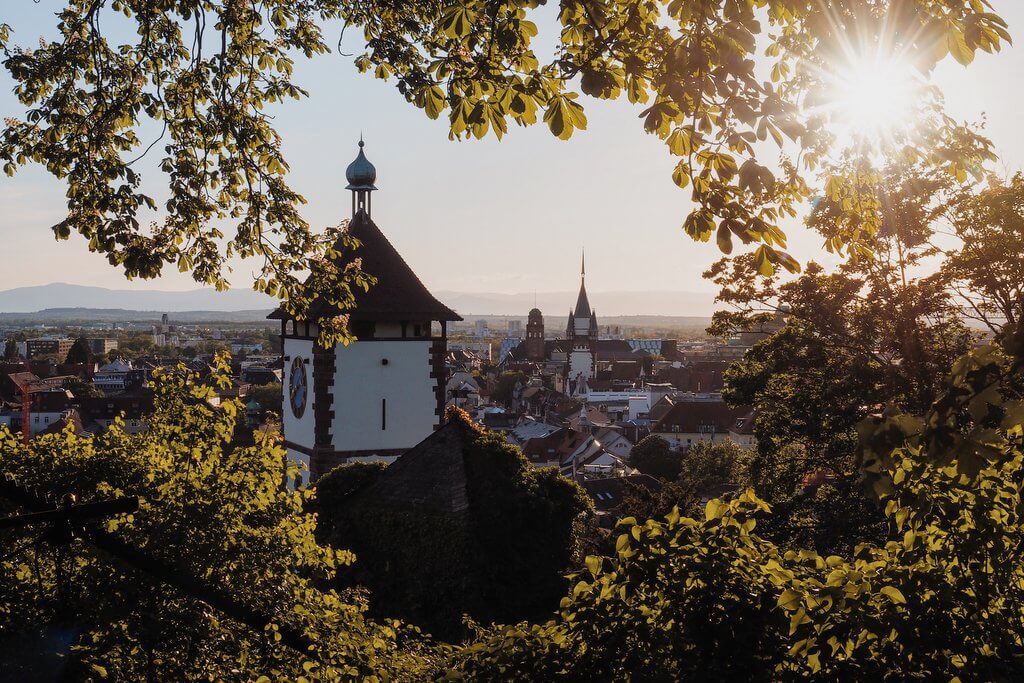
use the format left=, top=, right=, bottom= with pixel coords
left=1, top=1, right=1023, bottom=303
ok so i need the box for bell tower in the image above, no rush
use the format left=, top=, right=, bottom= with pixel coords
left=566, top=250, right=596, bottom=394
left=272, top=139, right=462, bottom=483
left=526, top=308, right=545, bottom=361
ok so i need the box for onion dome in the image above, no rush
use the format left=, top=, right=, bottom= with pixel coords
left=345, top=138, right=377, bottom=190
left=528, top=307, right=543, bottom=322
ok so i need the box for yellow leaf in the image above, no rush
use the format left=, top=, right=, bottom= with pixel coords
left=880, top=585, right=906, bottom=604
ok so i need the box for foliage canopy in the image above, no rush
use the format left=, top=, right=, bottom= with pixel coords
left=0, top=357, right=434, bottom=680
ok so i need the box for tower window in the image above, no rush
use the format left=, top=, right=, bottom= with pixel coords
left=381, top=398, right=387, bottom=430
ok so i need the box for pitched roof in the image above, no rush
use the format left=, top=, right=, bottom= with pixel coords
left=347, top=420, right=471, bottom=516
left=574, top=278, right=592, bottom=319
left=581, top=474, right=663, bottom=512
left=653, top=400, right=750, bottom=434
left=270, top=209, right=461, bottom=323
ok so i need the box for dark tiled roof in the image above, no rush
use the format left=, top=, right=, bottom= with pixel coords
left=31, top=390, right=73, bottom=412
left=270, top=209, right=461, bottom=323
left=574, top=280, right=592, bottom=319
left=342, top=419, right=471, bottom=516
left=731, top=411, right=756, bottom=435
left=81, top=388, right=156, bottom=421
left=653, top=400, right=750, bottom=433
left=581, top=474, right=662, bottom=512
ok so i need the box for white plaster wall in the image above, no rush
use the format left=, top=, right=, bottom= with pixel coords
left=331, top=340, right=436, bottom=452
left=569, top=349, right=593, bottom=381
left=282, top=338, right=315, bottom=450
left=0, top=412, right=66, bottom=436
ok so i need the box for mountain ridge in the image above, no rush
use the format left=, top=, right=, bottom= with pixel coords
left=0, top=283, right=719, bottom=317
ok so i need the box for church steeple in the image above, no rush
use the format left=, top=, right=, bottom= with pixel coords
left=573, top=249, right=591, bottom=319
left=345, top=136, right=377, bottom=216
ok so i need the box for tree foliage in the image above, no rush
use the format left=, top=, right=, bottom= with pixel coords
left=453, top=325, right=1024, bottom=680
left=705, top=158, right=979, bottom=550
left=3, top=338, right=19, bottom=360
left=490, top=371, right=526, bottom=407
left=618, top=439, right=751, bottom=527
left=940, top=173, right=1024, bottom=335
left=628, top=434, right=681, bottom=480
left=246, top=380, right=283, bottom=418
left=0, top=1, right=1008, bottom=343
left=64, top=335, right=91, bottom=365
left=0, top=356, right=434, bottom=680
left=311, top=410, right=593, bottom=641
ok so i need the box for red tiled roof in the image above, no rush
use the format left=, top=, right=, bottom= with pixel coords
left=270, top=209, right=461, bottom=323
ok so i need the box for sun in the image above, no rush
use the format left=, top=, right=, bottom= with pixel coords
left=817, top=51, right=923, bottom=151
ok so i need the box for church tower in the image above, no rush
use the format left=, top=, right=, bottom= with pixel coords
left=566, top=251, right=597, bottom=395
left=272, top=139, right=462, bottom=483
left=526, top=307, right=545, bottom=361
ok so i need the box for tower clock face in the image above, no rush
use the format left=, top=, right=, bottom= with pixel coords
left=289, top=356, right=307, bottom=418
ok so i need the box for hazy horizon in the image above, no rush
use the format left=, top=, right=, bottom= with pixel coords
left=0, top=282, right=720, bottom=317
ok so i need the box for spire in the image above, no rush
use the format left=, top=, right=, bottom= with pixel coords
left=573, top=249, right=591, bottom=320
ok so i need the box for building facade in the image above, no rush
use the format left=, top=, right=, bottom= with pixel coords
left=26, top=338, right=74, bottom=361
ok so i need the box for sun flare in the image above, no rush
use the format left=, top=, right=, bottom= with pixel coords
left=819, top=53, right=922, bottom=150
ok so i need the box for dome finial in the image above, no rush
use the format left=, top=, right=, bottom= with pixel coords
left=346, top=135, right=377, bottom=216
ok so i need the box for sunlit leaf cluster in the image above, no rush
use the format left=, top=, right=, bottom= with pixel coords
left=0, top=355, right=435, bottom=680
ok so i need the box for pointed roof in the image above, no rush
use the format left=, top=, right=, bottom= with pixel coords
left=573, top=251, right=591, bottom=319
left=270, top=209, right=461, bottom=323
left=574, top=280, right=591, bottom=319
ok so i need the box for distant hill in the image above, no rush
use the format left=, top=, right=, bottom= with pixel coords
left=0, top=282, right=274, bottom=313
left=0, top=283, right=719, bottom=318
left=0, top=308, right=274, bottom=324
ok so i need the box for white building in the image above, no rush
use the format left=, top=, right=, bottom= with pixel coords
left=271, top=140, right=461, bottom=484
left=93, top=359, right=144, bottom=393
left=650, top=398, right=755, bottom=451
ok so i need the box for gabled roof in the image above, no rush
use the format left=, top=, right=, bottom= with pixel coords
left=270, top=209, right=461, bottom=323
